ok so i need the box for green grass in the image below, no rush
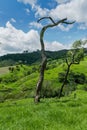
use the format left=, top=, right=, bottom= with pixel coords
left=71, top=60, right=87, bottom=75
left=0, top=58, right=87, bottom=129
left=0, top=57, right=87, bottom=100
left=0, top=90, right=87, bottom=130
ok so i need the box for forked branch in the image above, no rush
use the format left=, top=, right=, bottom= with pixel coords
left=35, top=16, right=75, bottom=103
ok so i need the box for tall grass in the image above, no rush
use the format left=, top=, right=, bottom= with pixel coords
left=0, top=90, right=87, bottom=130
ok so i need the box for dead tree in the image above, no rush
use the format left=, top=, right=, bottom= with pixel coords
left=34, top=17, right=75, bottom=103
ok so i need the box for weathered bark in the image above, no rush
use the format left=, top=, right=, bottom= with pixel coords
left=34, top=27, right=47, bottom=103
left=34, top=17, right=75, bottom=103
left=34, top=55, right=47, bottom=103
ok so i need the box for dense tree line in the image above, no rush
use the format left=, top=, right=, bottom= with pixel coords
left=0, top=50, right=68, bottom=66
left=0, top=48, right=87, bottom=67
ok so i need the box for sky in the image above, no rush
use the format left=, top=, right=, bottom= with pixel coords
left=0, top=0, right=87, bottom=55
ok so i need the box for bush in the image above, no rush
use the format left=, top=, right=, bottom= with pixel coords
left=32, top=67, right=37, bottom=73
left=58, top=72, right=68, bottom=83
left=0, top=77, right=2, bottom=83
left=58, top=72, right=65, bottom=82
left=58, top=71, right=86, bottom=85
left=8, top=67, right=15, bottom=72
left=16, top=65, right=20, bottom=71
left=2, top=74, right=18, bottom=83
left=83, top=84, right=87, bottom=91
left=58, top=71, right=86, bottom=96
left=74, top=73, right=86, bottom=84
left=41, top=81, right=58, bottom=98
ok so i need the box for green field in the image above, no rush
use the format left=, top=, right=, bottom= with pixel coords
left=0, top=90, right=87, bottom=130
left=0, top=56, right=87, bottom=130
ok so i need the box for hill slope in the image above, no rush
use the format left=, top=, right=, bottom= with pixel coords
left=0, top=53, right=87, bottom=130
left=0, top=56, right=87, bottom=101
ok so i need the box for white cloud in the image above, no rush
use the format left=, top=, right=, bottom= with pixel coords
left=29, top=21, right=43, bottom=29
left=50, top=0, right=87, bottom=24
left=55, top=0, right=70, bottom=4
left=17, top=0, right=49, bottom=17
left=25, top=8, right=30, bottom=15
left=17, top=0, right=37, bottom=6
left=45, top=41, right=69, bottom=51
left=0, top=21, right=69, bottom=56
left=10, top=18, right=16, bottom=23
left=78, top=23, right=87, bottom=30
left=58, top=24, right=73, bottom=31
left=0, top=21, right=40, bottom=55
left=17, top=0, right=87, bottom=29
left=35, top=5, right=49, bottom=17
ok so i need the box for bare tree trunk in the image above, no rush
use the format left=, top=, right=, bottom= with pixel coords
left=34, top=55, right=47, bottom=102
left=34, top=17, right=75, bottom=103
left=34, top=27, right=47, bottom=103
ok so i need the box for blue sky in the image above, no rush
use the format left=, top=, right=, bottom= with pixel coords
left=0, top=0, right=87, bottom=55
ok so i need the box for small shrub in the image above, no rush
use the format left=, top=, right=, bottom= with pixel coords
left=58, top=72, right=65, bottom=82
left=32, top=67, right=37, bottom=73
left=58, top=71, right=86, bottom=85
left=41, top=81, right=58, bottom=98
left=74, top=73, right=86, bottom=84
left=83, top=84, right=87, bottom=91
left=46, top=65, right=50, bottom=70
left=50, top=64, right=57, bottom=69
left=2, top=74, right=18, bottom=83
left=0, top=77, right=2, bottom=83
left=8, top=67, right=15, bottom=73
left=16, top=65, right=20, bottom=71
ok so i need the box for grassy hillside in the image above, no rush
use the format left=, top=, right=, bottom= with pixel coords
left=0, top=56, right=87, bottom=101
left=0, top=55, right=87, bottom=130
left=0, top=90, right=87, bottom=130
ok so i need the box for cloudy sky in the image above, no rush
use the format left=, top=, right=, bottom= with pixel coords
left=0, top=0, right=87, bottom=55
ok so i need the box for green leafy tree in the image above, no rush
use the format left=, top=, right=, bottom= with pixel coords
left=59, top=40, right=85, bottom=98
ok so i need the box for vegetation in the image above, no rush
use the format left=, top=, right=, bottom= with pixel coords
left=0, top=52, right=87, bottom=102
left=0, top=90, right=87, bottom=130
left=0, top=50, right=68, bottom=67
left=59, top=40, right=84, bottom=98
left=0, top=47, right=87, bottom=129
